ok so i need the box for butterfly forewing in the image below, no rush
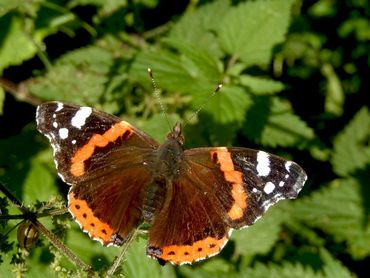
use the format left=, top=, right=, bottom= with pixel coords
left=36, top=102, right=158, bottom=184
left=183, top=147, right=307, bottom=229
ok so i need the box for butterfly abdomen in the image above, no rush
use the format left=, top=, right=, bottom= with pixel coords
left=142, top=180, right=167, bottom=223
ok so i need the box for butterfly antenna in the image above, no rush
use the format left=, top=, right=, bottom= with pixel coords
left=183, top=84, right=223, bottom=128
left=148, top=68, right=172, bottom=130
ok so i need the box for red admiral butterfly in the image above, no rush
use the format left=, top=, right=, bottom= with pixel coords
left=36, top=102, right=307, bottom=265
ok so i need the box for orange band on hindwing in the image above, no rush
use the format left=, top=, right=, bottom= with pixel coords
left=210, top=147, right=247, bottom=220
left=152, top=235, right=229, bottom=265
left=68, top=192, right=114, bottom=245
left=70, top=122, right=133, bottom=177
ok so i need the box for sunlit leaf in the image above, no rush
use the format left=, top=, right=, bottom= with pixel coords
left=218, top=0, right=294, bottom=67
left=240, top=75, right=285, bottom=95
left=243, top=97, right=315, bottom=147
left=0, top=14, right=37, bottom=73
left=332, top=107, right=370, bottom=177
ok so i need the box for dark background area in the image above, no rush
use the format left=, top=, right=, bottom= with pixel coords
left=0, top=0, right=369, bottom=277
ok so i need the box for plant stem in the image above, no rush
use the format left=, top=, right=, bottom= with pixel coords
left=0, top=77, right=42, bottom=106
left=106, top=228, right=140, bottom=276
left=0, top=182, right=93, bottom=274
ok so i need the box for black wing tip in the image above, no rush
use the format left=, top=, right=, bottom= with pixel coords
left=35, top=102, right=64, bottom=130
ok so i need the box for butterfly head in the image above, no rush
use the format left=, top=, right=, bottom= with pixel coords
left=167, top=122, right=184, bottom=145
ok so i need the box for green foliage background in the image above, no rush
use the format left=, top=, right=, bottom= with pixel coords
left=0, top=0, right=369, bottom=277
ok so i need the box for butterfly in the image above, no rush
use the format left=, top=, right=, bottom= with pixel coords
left=36, top=101, right=307, bottom=265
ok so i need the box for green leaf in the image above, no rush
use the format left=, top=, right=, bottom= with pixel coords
left=243, top=97, right=315, bottom=147
left=239, top=75, right=285, bottom=95
left=332, top=107, right=370, bottom=177
left=178, top=258, right=234, bottom=278
left=29, top=46, right=114, bottom=105
left=321, top=63, right=345, bottom=116
left=65, top=226, right=116, bottom=270
left=130, top=44, right=221, bottom=96
left=0, top=14, right=37, bottom=73
left=123, top=237, right=175, bottom=278
left=0, top=245, right=57, bottom=278
left=69, top=0, right=129, bottom=14
left=320, top=248, right=353, bottom=278
left=168, top=0, right=229, bottom=58
left=205, top=85, right=251, bottom=125
left=308, top=0, right=337, bottom=17
left=204, top=85, right=252, bottom=145
left=236, top=262, right=322, bottom=278
left=22, top=161, right=58, bottom=204
left=0, top=126, right=44, bottom=202
left=232, top=205, right=285, bottom=257
left=339, top=17, right=370, bottom=41
left=163, top=38, right=222, bottom=83
left=218, top=0, right=294, bottom=67
left=0, top=0, right=24, bottom=16
left=291, top=178, right=370, bottom=259
left=137, top=113, right=182, bottom=143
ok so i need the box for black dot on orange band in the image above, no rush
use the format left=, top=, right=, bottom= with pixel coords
left=82, top=213, right=87, bottom=218
left=90, top=223, right=95, bottom=227
left=184, top=252, right=189, bottom=255
left=168, top=251, right=175, bottom=255
left=198, top=247, right=203, bottom=252
left=209, top=244, right=216, bottom=248
left=75, top=204, right=80, bottom=209
left=102, top=229, right=107, bottom=234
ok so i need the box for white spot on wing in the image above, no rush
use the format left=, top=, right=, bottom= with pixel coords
left=71, top=140, right=76, bottom=144
left=53, top=114, right=56, bottom=118
left=71, top=107, right=92, bottom=129
left=56, top=103, right=64, bottom=112
left=252, top=188, right=258, bottom=193
left=53, top=122, right=58, bottom=128
left=59, top=128, right=69, bottom=139
left=279, top=181, right=285, bottom=187
left=264, top=182, right=275, bottom=194
left=285, top=161, right=292, bottom=172
left=256, top=151, right=270, bottom=176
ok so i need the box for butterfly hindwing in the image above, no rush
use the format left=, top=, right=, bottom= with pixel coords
left=147, top=175, right=231, bottom=265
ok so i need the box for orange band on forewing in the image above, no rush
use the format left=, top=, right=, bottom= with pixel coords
left=210, top=148, right=247, bottom=220
left=68, top=193, right=114, bottom=245
left=214, top=150, right=234, bottom=171
left=70, top=122, right=133, bottom=177
left=160, top=235, right=228, bottom=265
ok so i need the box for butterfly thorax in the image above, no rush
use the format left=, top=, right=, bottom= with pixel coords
left=152, top=122, right=185, bottom=180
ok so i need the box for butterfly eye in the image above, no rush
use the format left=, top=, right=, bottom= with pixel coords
left=17, top=221, right=40, bottom=251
